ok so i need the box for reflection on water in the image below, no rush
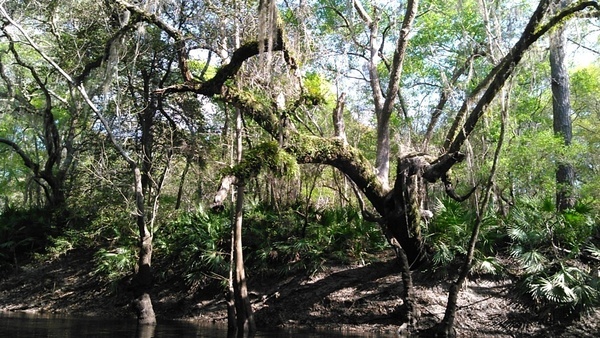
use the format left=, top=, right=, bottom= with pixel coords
left=0, top=311, right=395, bottom=337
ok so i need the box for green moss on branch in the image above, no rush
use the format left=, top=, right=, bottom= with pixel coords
left=226, top=141, right=298, bottom=181
left=287, top=135, right=386, bottom=213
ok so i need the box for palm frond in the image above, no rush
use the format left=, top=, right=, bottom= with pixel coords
left=518, top=250, right=547, bottom=274
left=530, top=275, right=575, bottom=303
left=473, top=256, right=503, bottom=275
left=585, top=243, right=600, bottom=260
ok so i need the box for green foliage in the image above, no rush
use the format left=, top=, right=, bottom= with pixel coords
left=245, top=204, right=387, bottom=275
left=500, top=131, right=565, bottom=196
left=472, top=255, right=503, bottom=276
left=585, top=243, right=600, bottom=261
left=507, top=198, right=600, bottom=319
left=507, top=198, right=596, bottom=255
left=405, top=0, right=487, bottom=87
left=156, top=203, right=387, bottom=285
left=156, top=206, right=231, bottom=287
left=426, top=198, right=472, bottom=267
left=571, top=65, right=600, bottom=110
left=425, top=198, right=503, bottom=275
left=570, top=65, right=600, bottom=208
left=302, top=72, right=334, bottom=107
left=93, top=247, right=136, bottom=282
left=525, top=264, right=600, bottom=319
left=188, top=59, right=217, bottom=80
left=42, top=230, right=82, bottom=260
left=0, top=205, right=58, bottom=268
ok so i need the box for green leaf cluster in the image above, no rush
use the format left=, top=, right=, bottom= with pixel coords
left=424, top=197, right=503, bottom=275
left=243, top=203, right=386, bottom=276
left=302, top=71, right=334, bottom=107
left=507, top=198, right=600, bottom=319
left=155, top=205, right=231, bottom=287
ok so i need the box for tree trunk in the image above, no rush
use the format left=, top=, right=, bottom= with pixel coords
left=132, top=166, right=156, bottom=325
left=375, top=114, right=391, bottom=188
left=233, top=182, right=256, bottom=336
left=383, top=231, right=418, bottom=333
left=175, top=158, right=190, bottom=210
left=227, top=215, right=237, bottom=333
left=378, top=154, right=434, bottom=332
left=549, top=2, right=575, bottom=212
left=384, top=154, right=431, bottom=267
left=226, top=105, right=255, bottom=336
left=433, top=89, right=508, bottom=338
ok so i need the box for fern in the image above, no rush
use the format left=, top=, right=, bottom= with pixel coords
left=432, top=242, right=454, bottom=267
left=93, top=247, right=136, bottom=281
left=506, top=198, right=600, bottom=319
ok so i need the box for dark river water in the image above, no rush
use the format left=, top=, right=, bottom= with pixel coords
left=0, top=312, right=395, bottom=337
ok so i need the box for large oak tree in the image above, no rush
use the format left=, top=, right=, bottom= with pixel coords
left=119, top=0, right=598, bottom=332
left=2, top=0, right=599, bottom=335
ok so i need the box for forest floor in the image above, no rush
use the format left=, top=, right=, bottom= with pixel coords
left=0, top=248, right=598, bottom=337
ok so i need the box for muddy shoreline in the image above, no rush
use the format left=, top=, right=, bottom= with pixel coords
left=0, top=249, right=598, bottom=336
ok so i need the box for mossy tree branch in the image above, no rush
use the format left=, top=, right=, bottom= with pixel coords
left=224, top=86, right=387, bottom=214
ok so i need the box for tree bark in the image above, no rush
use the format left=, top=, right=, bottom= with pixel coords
left=353, top=0, right=419, bottom=189
left=550, top=1, right=576, bottom=211
left=384, top=154, right=431, bottom=266
left=232, top=181, right=256, bottom=336
left=132, top=166, right=156, bottom=325
left=227, top=106, right=255, bottom=336
left=227, top=211, right=237, bottom=333
left=332, top=92, right=347, bottom=144
left=382, top=229, right=418, bottom=333
left=175, top=158, right=190, bottom=210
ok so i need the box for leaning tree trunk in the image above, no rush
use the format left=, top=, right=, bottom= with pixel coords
left=434, top=94, right=507, bottom=337
left=174, top=158, right=190, bottom=210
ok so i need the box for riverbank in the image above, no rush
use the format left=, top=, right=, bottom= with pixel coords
left=0, top=248, right=598, bottom=336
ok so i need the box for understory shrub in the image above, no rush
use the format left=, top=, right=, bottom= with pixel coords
left=506, top=198, right=600, bottom=320
left=0, top=205, right=58, bottom=269
left=244, top=204, right=387, bottom=276
left=93, top=246, right=137, bottom=282
left=424, top=197, right=505, bottom=276
left=155, top=205, right=231, bottom=288
left=156, top=203, right=388, bottom=288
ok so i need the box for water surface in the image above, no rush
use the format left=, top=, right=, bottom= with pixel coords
left=0, top=311, right=394, bottom=337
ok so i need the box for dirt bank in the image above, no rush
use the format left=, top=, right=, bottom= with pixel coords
left=0, top=249, right=598, bottom=337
